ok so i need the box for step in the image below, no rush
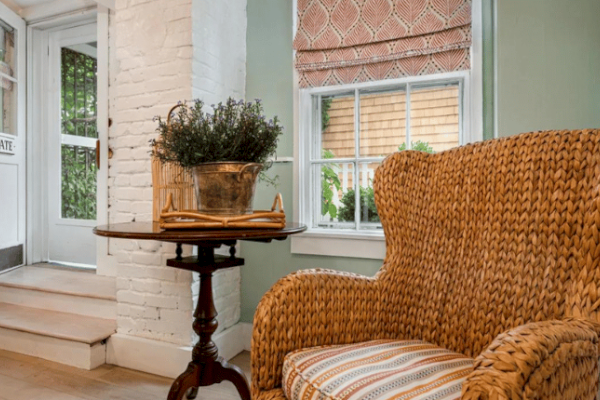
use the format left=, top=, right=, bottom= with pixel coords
left=0, top=265, right=116, bottom=319
left=0, top=302, right=116, bottom=369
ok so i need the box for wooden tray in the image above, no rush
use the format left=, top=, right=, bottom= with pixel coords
left=159, top=193, right=286, bottom=229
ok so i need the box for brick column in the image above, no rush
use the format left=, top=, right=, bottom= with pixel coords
left=109, top=0, right=246, bottom=349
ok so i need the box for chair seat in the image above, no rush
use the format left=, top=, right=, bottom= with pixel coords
left=282, top=339, right=474, bottom=400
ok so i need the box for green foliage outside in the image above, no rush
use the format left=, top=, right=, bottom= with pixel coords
left=62, top=147, right=97, bottom=219
left=338, top=186, right=379, bottom=222
left=321, top=149, right=341, bottom=219
left=321, top=142, right=435, bottom=223
left=61, top=48, right=98, bottom=220
left=398, top=140, right=435, bottom=153
left=321, top=97, right=332, bottom=132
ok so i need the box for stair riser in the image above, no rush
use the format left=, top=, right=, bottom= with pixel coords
left=0, top=287, right=116, bottom=319
left=0, top=327, right=106, bottom=370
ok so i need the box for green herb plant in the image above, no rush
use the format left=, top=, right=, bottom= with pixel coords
left=152, top=98, right=283, bottom=182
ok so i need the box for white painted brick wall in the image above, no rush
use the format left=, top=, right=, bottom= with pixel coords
left=109, top=0, right=246, bottom=346
left=189, top=0, right=247, bottom=338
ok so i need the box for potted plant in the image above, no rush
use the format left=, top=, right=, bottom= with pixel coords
left=152, top=98, right=283, bottom=216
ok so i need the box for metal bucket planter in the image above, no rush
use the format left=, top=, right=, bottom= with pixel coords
left=191, top=162, right=262, bottom=216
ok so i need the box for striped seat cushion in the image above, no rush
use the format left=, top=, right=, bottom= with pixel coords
left=282, top=339, right=474, bottom=400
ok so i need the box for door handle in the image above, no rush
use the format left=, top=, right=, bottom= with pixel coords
left=96, top=139, right=100, bottom=169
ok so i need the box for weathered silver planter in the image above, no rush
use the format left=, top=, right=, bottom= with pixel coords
left=191, top=162, right=262, bottom=216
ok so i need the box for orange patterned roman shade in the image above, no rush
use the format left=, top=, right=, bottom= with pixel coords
left=294, top=0, right=472, bottom=87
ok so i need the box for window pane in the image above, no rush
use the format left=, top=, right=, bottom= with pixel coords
left=0, top=23, right=15, bottom=74
left=358, top=162, right=381, bottom=229
left=318, top=92, right=355, bottom=160
left=61, top=46, right=98, bottom=138
left=409, top=84, right=459, bottom=153
left=315, top=162, right=355, bottom=229
left=0, top=81, right=15, bottom=135
left=61, top=144, right=97, bottom=220
left=360, top=89, right=406, bottom=157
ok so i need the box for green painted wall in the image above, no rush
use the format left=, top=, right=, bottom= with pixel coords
left=243, top=1, right=382, bottom=323
left=482, top=0, right=495, bottom=140
left=496, top=0, right=600, bottom=137
left=242, top=0, right=600, bottom=323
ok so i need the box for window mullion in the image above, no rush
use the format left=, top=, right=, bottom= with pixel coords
left=354, top=88, right=361, bottom=231
left=458, top=79, right=464, bottom=146
left=312, top=95, right=322, bottom=228
left=406, top=83, right=411, bottom=150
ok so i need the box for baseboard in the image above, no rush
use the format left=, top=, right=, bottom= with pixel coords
left=213, top=322, right=245, bottom=361
left=107, top=322, right=251, bottom=378
left=240, top=321, right=252, bottom=351
left=106, top=333, right=192, bottom=379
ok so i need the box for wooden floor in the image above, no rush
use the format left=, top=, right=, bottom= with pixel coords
left=0, top=348, right=251, bottom=400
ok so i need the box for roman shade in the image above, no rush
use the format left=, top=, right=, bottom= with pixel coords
left=294, top=0, right=472, bottom=87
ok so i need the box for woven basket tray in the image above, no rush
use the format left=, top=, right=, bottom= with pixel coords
left=159, top=193, right=286, bottom=229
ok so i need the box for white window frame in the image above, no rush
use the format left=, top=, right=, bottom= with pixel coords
left=291, top=0, right=483, bottom=260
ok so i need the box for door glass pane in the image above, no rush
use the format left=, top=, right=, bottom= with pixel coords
left=61, top=145, right=97, bottom=219
left=0, top=21, right=16, bottom=135
left=409, top=84, right=460, bottom=153
left=61, top=45, right=97, bottom=138
left=60, top=42, right=97, bottom=220
left=0, top=22, right=15, bottom=72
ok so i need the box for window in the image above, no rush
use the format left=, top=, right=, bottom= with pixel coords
left=291, top=0, right=483, bottom=259
left=294, top=73, right=474, bottom=258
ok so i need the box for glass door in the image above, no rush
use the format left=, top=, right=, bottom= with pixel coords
left=47, top=23, right=98, bottom=267
left=0, top=4, right=25, bottom=272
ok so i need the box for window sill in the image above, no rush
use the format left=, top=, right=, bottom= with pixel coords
left=290, top=229, right=385, bottom=259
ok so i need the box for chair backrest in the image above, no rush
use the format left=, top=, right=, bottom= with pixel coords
left=373, top=129, right=600, bottom=357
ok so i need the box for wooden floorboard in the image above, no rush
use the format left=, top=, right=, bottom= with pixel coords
left=0, top=348, right=251, bottom=400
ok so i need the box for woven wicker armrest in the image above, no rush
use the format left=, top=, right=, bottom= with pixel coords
left=461, top=318, right=600, bottom=400
left=251, top=268, right=379, bottom=396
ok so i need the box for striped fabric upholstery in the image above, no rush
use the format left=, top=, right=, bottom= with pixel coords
left=282, top=339, right=473, bottom=400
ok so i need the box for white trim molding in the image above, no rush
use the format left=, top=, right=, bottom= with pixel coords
left=107, top=322, right=250, bottom=378
left=471, top=0, right=484, bottom=141
left=96, top=4, right=113, bottom=276
left=292, top=233, right=385, bottom=259
left=92, top=0, right=115, bottom=10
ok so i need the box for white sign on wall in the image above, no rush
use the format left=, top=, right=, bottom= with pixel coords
left=0, top=134, right=15, bottom=155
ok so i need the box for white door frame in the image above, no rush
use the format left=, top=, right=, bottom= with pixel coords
left=26, top=7, right=109, bottom=268
left=47, top=22, right=97, bottom=266
left=0, top=1, right=26, bottom=270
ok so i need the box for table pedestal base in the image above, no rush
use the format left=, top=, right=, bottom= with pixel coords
left=168, top=357, right=250, bottom=400
left=166, top=245, right=249, bottom=400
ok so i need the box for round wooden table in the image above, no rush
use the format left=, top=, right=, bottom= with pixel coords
left=94, top=222, right=306, bottom=400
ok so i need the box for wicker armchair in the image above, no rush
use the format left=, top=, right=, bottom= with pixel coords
left=251, top=129, right=600, bottom=400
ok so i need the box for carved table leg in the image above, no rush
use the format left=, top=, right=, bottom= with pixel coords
left=167, top=246, right=250, bottom=400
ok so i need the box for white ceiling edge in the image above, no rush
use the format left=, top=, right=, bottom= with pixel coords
left=0, top=0, right=22, bottom=16
left=21, top=0, right=95, bottom=22
left=0, top=0, right=114, bottom=22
